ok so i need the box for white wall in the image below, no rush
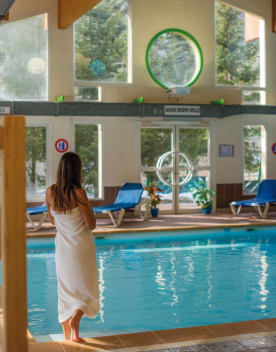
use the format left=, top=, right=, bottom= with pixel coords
left=215, top=114, right=276, bottom=185
left=10, top=0, right=276, bottom=200
left=8, top=0, right=276, bottom=104
left=26, top=115, right=138, bottom=194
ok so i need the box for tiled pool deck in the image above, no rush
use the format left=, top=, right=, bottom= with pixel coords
left=26, top=210, right=276, bottom=237
left=25, top=210, right=276, bottom=351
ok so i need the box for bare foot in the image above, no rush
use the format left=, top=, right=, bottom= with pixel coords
left=69, top=309, right=85, bottom=343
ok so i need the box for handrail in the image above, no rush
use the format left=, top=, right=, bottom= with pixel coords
left=0, top=115, right=27, bottom=352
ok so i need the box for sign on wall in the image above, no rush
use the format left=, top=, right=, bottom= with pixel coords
left=0, top=107, right=10, bottom=115
left=219, top=144, right=235, bottom=157
left=164, top=105, right=200, bottom=116
left=55, top=139, right=69, bottom=153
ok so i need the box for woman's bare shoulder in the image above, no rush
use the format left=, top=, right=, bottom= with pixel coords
left=46, top=185, right=55, bottom=200
left=75, top=187, right=89, bottom=204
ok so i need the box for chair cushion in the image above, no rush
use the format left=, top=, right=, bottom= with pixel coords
left=27, top=204, right=47, bottom=215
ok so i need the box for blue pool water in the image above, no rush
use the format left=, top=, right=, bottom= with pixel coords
left=27, top=226, right=276, bottom=340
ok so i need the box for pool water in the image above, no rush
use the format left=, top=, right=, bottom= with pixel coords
left=27, top=227, right=276, bottom=340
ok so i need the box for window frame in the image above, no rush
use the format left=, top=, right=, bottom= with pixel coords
left=0, top=11, right=49, bottom=102
left=242, top=123, right=267, bottom=195
left=72, top=118, right=103, bottom=200
left=25, top=120, right=50, bottom=202
left=214, top=1, right=266, bottom=92
left=145, top=28, right=203, bottom=90
left=73, top=0, right=133, bottom=96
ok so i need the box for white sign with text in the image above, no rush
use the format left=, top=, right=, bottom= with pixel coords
left=164, top=105, right=200, bottom=116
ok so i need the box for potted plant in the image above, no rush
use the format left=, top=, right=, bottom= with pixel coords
left=145, top=182, right=163, bottom=217
left=191, top=180, right=216, bottom=214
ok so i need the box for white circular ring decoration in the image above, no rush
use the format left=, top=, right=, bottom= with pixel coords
left=156, top=151, right=193, bottom=187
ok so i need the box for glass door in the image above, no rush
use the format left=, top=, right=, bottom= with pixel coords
left=140, top=125, right=210, bottom=213
left=140, top=127, right=174, bottom=212
left=177, top=127, right=210, bottom=211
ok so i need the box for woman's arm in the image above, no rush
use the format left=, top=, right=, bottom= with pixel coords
left=76, top=188, right=96, bottom=231
left=45, top=187, right=55, bottom=225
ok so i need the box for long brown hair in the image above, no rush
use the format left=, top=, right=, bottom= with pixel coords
left=51, top=152, right=82, bottom=212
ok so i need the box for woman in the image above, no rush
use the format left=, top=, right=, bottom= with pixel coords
left=45, top=152, right=99, bottom=343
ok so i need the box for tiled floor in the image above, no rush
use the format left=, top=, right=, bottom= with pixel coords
left=25, top=210, right=276, bottom=351
left=150, top=333, right=276, bottom=351
left=28, top=328, right=276, bottom=351
left=26, top=210, right=276, bottom=237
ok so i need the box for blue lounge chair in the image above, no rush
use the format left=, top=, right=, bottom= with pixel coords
left=93, top=183, right=150, bottom=227
left=26, top=203, right=48, bottom=231
left=230, top=179, right=276, bottom=218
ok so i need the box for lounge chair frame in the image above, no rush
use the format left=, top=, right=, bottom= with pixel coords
left=26, top=211, right=48, bottom=231
left=230, top=202, right=271, bottom=219
left=102, top=198, right=151, bottom=227
left=230, top=180, right=276, bottom=219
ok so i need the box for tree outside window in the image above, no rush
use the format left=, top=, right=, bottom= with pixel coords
left=243, top=126, right=265, bottom=194
left=74, top=0, right=128, bottom=84
left=0, top=14, right=48, bottom=100
left=26, top=127, right=47, bottom=200
left=75, top=124, right=99, bottom=198
left=215, top=2, right=261, bottom=87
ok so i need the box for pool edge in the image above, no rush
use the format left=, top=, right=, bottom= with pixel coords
left=26, top=220, right=276, bottom=238
left=29, top=318, right=276, bottom=350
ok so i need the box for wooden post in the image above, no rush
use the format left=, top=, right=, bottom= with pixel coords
left=273, top=0, right=276, bottom=32
left=0, top=115, right=27, bottom=352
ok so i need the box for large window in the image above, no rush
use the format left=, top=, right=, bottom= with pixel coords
left=0, top=14, right=48, bottom=101
left=74, top=124, right=100, bottom=198
left=74, top=0, right=129, bottom=90
left=215, top=1, right=265, bottom=102
left=146, top=29, right=203, bottom=89
left=140, top=126, right=210, bottom=212
left=243, top=125, right=266, bottom=194
left=26, top=126, right=47, bottom=200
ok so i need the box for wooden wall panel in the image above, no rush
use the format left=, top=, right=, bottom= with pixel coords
left=58, top=0, right=102, bottom=29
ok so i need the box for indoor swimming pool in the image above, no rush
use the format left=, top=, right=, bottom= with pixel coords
left=26, top=226, right=276, bottom=341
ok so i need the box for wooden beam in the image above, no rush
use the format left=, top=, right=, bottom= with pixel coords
left=273, top=0, right=276, bottom=32
left=1, top=115, right=27, bottom=352
left=58, top=0, right=102, bottom=29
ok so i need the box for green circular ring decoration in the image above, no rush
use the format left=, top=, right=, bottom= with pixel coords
left=145, top=28, right=203, bottom=90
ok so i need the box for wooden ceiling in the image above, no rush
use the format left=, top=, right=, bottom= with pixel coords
left=58, top=0, right=101, bottom=29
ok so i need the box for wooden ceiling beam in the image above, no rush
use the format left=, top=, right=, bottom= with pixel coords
left=58, top=0, right=102, bottom=29
left=273, top=0, right=276, bottom=32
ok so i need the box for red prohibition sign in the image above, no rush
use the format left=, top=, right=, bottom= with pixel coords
left=272, top=143, right=276, bottom=155
left=55, top=139, right=69, bottom=153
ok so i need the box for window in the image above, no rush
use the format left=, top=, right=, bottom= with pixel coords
left=0, top=14, right=48, bottom=101
left=74, top=124, right=100, bottom=198
left=74, top=0, right=129, bottom=84
left=178, top=128, right=210, bottom=207
left=146, top=28, right=203, bottom=89
left=242, top=90, right=266, bottom=105
left=74, top=86, right=101, bottom=101
left=243, top=125, right=266, bottom=194
left=26, top=126, right=47, bottom=200
left=215, top=2, right=265, bottom=89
